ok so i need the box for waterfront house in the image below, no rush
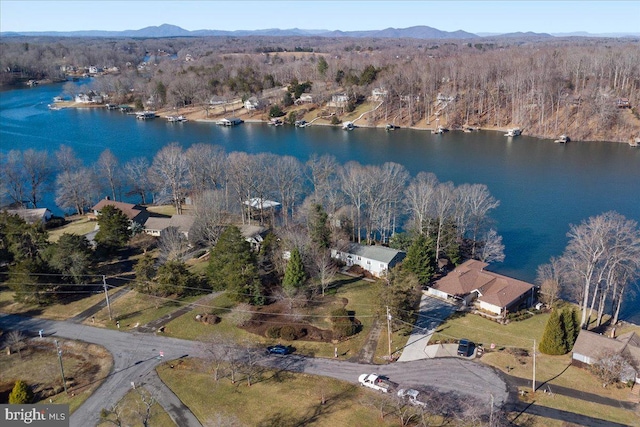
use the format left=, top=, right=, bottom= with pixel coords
left=297, top=94, right=314, bottom=104
left=143, top=214, right=195, bottom=239
left=572, top=329, right=640, bottom=384
left=371, top=88, right=388, bottom=101
left=91, top=198, right=149, bottom=227
left=331, top=244, right=406, bottom=278
left=328, top=94, right=349, bottom=108
left=244, top=96, right=262, bottom=111
left=5, top=208, right=52, bottom=225
left=427, top=259, right=535, bottom=317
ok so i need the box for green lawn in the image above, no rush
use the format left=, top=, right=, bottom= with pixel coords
left=47, top=216, right=97, bottom=242
left=433, top=310, right=640, bottom=426
left=97, top=388, right=175, bottom=427
left=84, top=290, right=203, bottom=330
left=164, top=276, right=387, bottom=360
left=157, top=358, right=397, bottom=427
left=0, top=286, right=121, bottom=321
left=430, top=310, right=550, bottom=349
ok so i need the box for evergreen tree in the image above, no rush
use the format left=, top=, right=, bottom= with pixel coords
left=403, top=234, right=436, bottom=285
left=308, top=204, right=331, bottom=250
left=45, top=233, right=93, bottom=283
left=9, top=380, right=33, bottom=404
left=7, top=259, right=53, bottom=305
left=539, top=310, right=567, bottom=355
left=207, top=226, right=263, bottom=304
left=378, top=266, right=421, bottom=325
left=134, top=253, right=157, bottom=293
left=94, top=205, right=130, bottom=253
left=561, top=308, right=580, bottom=351
left=282, top=247, right=306, bottom=296
left=156, top=260, right=202, bottom=297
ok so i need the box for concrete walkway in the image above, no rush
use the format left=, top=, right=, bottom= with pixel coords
left=397, top=293, right=457, bottom=362
left=141, top=369, right=202, bottom=427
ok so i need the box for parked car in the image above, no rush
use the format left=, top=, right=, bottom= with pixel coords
left=457, top=339, right=474, bottom=357
left=266, top=344, right=292, bottom=355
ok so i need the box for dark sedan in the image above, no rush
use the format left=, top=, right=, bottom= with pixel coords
left=266, top=344, right=292, bottom=355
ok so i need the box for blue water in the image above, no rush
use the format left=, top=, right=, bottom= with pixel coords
left=2, top=82, right=640, bottom=322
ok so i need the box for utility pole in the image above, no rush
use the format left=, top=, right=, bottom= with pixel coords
left=55, top=340, right=68, bottom=395
left=103, top=275, right=112, bottom=320
left=532, top=339, right=536, bottom=395
left=386, top=306, right=392, bottom=361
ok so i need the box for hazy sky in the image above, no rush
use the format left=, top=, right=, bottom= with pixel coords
left=1, top=1, right=638, bottom=34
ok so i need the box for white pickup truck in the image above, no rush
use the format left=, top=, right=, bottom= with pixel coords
left=358, top=373, right=398, bottom=393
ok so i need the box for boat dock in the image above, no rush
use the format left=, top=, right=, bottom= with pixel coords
left=136, top=111, right=157, bottom=120
left=216, top=117, right=243, bottom=126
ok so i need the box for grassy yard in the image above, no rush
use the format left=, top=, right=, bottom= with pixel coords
left=156, top=358, right=397, bottom=426
left=84, top=290, right=204, bottom=330
left=47, top=216, right=96, bottom=242
left=429, top=310, right=550, bottom=349
left=0, top=338, right=112, bottom=413
left=0, top=285, right=121, bottom=321
left=432, top=309, right=640, bottom=426
left=97, top=388, right=175, bottom=427
left=163, top=276, right=386, bottom=361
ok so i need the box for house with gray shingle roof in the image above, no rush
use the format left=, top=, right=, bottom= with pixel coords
left=572, top=329, right=640, bottom=384
left=427, top=259, right=535, bottom=317
left=331, top=243, right=406, bottom=278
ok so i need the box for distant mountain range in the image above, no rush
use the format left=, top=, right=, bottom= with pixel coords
left=1, top=23, right=638, bottom=39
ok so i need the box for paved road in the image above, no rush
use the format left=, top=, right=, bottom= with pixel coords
left=0, top=313, right=510, bottom=426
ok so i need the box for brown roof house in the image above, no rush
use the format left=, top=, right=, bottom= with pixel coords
left=91, top=198, right=149, bottom=226
left=427, top=259, right=535, bottom=318
left=572, top=329, right=640, bottom=384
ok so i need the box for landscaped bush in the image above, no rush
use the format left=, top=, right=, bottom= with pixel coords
left=266, top=326, right=281, bottom=339
left=280, top=325, right=298, bottom=341
left=330, top=308, right=358, bottom=340
left=9, top=380, right=33, bottom=404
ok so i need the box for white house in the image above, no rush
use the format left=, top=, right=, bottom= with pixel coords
left=371, top=88, right=388, bottom=101
left=331, top=244, right=406, bottom=278
left=328, top=94, right=349, bottom=108
left=143, top=214, right=195, bottom=239
left=298, top=94, right=314, bottom=104
left=244, top=96, right=262, bottom=111
left=5, top=208, right=53, bottom=225
left=572, top=330, right=640, bottom=384
left=240, top=224, right=268, bottom=252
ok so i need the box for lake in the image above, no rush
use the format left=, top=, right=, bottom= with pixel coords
left=2, top=82, right=640, bottom=322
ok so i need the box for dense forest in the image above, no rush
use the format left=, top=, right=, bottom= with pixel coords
left=1, top=34, right=639, bottom=142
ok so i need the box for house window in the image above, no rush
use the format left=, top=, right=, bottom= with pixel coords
left=380, top=263, right=384, bottom=268
left=357, top=256, right=361, bottom=261
left=366, top=260, right=370, bottom=264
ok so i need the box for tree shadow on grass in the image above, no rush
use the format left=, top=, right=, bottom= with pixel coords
left=255, top=386, right=358, bottom=427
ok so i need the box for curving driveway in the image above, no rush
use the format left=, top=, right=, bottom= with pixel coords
left=0, top=313, right=509, bottom=427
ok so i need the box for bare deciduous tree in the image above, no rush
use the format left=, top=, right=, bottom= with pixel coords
left=536, top=257, right=563, bottom=308
left=124, top=157, right=152, bottom=204
left=96, top=149, right=121, bottom=201
left=149, top=143, right=189, bottom=214
left=22, top=149, right=53, bottom=208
